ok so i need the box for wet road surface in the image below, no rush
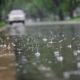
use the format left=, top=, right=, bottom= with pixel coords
left=1, top=22, right=80, bottom=80
left=0, top=37, right=16, bottom=80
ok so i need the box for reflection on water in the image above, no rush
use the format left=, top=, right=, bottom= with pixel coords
left=1, top=24, right=80, bottom=80
left=0, top=35, right=16, bottom=80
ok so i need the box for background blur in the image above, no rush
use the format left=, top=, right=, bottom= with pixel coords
left=0, top=0, right=80, bottom=22
left=0, top=0, right=80, bottom=80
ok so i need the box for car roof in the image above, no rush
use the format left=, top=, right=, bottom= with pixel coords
left=10, top=10, right=25, bottom=14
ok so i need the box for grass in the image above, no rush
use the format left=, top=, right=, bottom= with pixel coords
left=70, top=16, right=80, bottom=21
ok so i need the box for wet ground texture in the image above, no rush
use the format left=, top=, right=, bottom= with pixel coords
left=0, top=33, right=16, bottom=80
left=1, top=24, right=80, bottom=80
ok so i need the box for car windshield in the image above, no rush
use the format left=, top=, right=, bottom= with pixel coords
left=10, top=10, right=24, bottom=15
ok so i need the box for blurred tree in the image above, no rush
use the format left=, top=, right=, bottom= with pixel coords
left=52, top=0, right=64, bottom=20
left=68, top=0, right=80, bottom=18
left=0, top=0, right=5, bottom=21
left=0, top=0, right=80, bottom=21
left=0, top=0, right=14, bottom=21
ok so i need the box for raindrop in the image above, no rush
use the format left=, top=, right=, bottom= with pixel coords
left=7, top=45, right=11, bottom=50
left=54, top=51, right=60, bottom=57
left=77, top=62, right=80, bottom=69
left=18, top=51, right=22, bottom=55
left=56, top=56, right=63, bottom=62
left=11, top=42, right=16, bottom=47
left=35, top=51, right=40, bottom=57
left=48, top=39, right=53, bottom=44
left=42, top=38, right=48, bottom=42
left=58, top=40, right=63, bottom=43
left=67, top=44, right=72, bottom=48
left=77, top=49, right=80, bottom=53
left=73, top=50, right=78, bottom=56
left=63, top=72, right=70, bottom=79
left=62, top=34, right=65, bottom=37
left=6, top=36, right=10, bottom=40
left=3, top=44, right=7, bottom=48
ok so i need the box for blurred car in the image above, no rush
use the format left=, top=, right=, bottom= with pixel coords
left=8, top=9, right=26, bottom=24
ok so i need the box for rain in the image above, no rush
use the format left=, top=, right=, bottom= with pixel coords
left=1, top=23, right=80, bottom=80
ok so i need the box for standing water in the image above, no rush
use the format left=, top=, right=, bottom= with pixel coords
left=1, top=23, right=80, bottom=80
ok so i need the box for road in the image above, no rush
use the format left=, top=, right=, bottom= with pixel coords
left=0, top=35, right=16, bottom=80
left=1, top=21, right=80, bottom=32
left=25, top=21, right=80, bottom=26
left=0, top=21, right=80, bottom=80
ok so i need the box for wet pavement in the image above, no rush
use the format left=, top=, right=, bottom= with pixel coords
left=1, top=23, right=80, bottom=80
left=0, top=36, right=16, bottom=80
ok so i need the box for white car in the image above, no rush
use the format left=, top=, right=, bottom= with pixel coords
left=8, top=9, right=26, bottom=24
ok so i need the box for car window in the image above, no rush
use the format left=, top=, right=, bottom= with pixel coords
left=10, top=10, right=24, bottom=15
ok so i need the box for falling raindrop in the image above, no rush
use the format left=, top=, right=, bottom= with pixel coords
left=7, top=44, right=11, bottom=50
left=58, top=40, right=63, bottom=43
left=42, top=38, right=48, bottom=42
left=35, top=51, right=40, bottom=57
left=18, top=51, right=22, bottom=55
left=77, top=62, right=80, bottom=69
left=73, top=50, right=78, bottom=56
left=54, top=51, right=60, bottom=57
left=67, top=44, right=72, bottom=48
left=11, top=42, right=16, bottom=47
left=6, top=36, right=10, bottom=40
left=77, top=49, right=80, bottom=54
left=56, top=56, right=63, bottom=62
left=48, top=39, right=53, bottom=44
left=63, top=72, right=70, bottom=79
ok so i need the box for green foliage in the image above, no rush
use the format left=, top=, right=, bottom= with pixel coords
left=0, top=0, right=80, bottom=21
left=0, top=22, right=5, bottom=27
